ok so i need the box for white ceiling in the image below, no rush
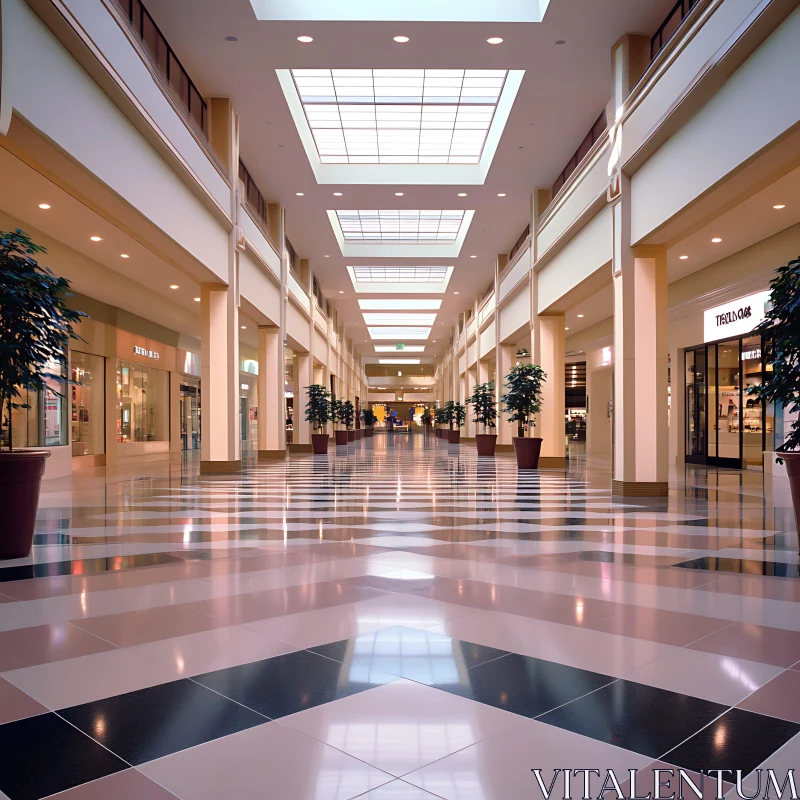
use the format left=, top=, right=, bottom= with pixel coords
left=145, top=0, right=675, bottom=362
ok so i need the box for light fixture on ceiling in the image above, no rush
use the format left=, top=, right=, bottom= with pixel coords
left=453, top=291, right=459, bottom=295
left=773, top=204, right=786, bottom=209
left=38, top=203, right=51, bottom=210
left=225, top=36, right=238, bottom=42
left=296, top=192, right=304, bottom=196
left=394, top=192, right=404, bottom=196
left=297, top=35, right=313, bottom=43
left=194, top=297, right=201, bottom=302
left=711, top=237, right=722, bottom=243
left=393, top=35, right=409, bottom=43
left=679, top=255, right=689, bottom=260
left=497, top=193, right=506, bottom=197
left=324, top=255, right=330, bottom=258
left=398, top=370, right=403, bottom=376
left=458, top=193, right=467, bottom=197
left=565, top=327, right=569, bottom=331
left=360, top=299, right=441, bottom=310
left=90, top=236, right=102, bottom=242
left=339, top=290, right=344, bottom=294
left=120, top=254, right=130, bottom=259
left=333, top=192, right=342, bottom=196
left=487, top=36, right=504, bottom=44
left=556, top=39, right=566, bottom=44
left=470, top=255, right=477, bottom=259
left=577, top=314, right=584, bottom=318
left=169, top=284, right=179, bottom=290
left=241, top=325, right=247, bottom=330
left=379, top=359, right=421, bottom=365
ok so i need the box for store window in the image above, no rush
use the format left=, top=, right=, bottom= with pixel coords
left=116, top=361, right=169, bottom=443
left=71, top=353, right=105, bottom=456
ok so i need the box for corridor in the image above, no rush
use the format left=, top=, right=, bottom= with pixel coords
left=0, top=435, right=799, bottom=799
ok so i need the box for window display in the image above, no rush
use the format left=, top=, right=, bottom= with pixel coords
left=71, top=352, right=105, bottom=456
left=116, top=360, right=169, bottom=443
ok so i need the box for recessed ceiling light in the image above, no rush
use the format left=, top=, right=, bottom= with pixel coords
left=556, top=39, right=566, bottom=44
left=497, top=193, right=506, bottom=197
left=333, top=192, right=342, bottom=196
left=225, top=36, right=238, bottom=42
left=565, top=327, right=569, bottom=331
left=577, top=314, right=584, bottom=318
left=297, top=35, right=313, bottom=43
left=194, top=297, right=201, bottom=302
left=487, top=37, right=504, bottom=44
left=453, top=291, right=459, bottom=295
left=395, top=192, right=404, bottom=196
left=241, top=325, right=247, bottom=330
left=393, top=35, right=409, bottom=43
left=679, top=255, right=689, bottom=260
left=296, top=192, right=304, bottom=196
left=90, top=236, right=102, bottom=242
left=324, top=254, right=330, bottom=258
left=339, top=290, right=344, bottom=294
left=120, top=254, right=130, bottom=259
left=458, top=193, right=467, bottom=197
left=470, top=255, right=477, bottom=259
left=169, top=284, right=179, bottom=290
left=38, top=203, right=51, bottom=210
left=711, top=237, right=722, bottom=243
left=773, top=204, right=786, bottom=209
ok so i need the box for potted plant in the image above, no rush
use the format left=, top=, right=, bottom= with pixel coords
left=501, top=363, right=547, bottom=469
left=362, top=408, right=376, bottom=438
left=305, top=384, right=332, bottom=455
left=331, top=398, right=348, bottom=445
left=342, top=400, right=356, bottom=441
left=448, top=402, right=466, bottom=443
left=443, top=400, right=455, bottom=438
left=433, top=407, right=443, bottom=437
left=468, top=381, right=498, bottom=456
left=750, top=255, right=800, bottom=537
left=0, top=230, right=85, bottom=558
left=421, top=411, right=432, bottom=433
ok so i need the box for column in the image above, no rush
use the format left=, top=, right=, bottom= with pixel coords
left=465, top=367, right=477, bottom=438
left=496, top=345, right=516, bottom=446
left=200, top=282, right=241, bottom=473
left=257, top=325, right=284, bottom=459
left=294, top=351, right=313, bottom=448
left=586, top=346, right=613, bottom=459
left=612, top=177, right=668, bottom=495
left=536, top=314, right=566, bottom=467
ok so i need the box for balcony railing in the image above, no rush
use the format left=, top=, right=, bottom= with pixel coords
left=509, top=224, right=530, bottom=262
left=651, top=0, right=701, bottom=61
left=115, top=0, right=207, bottom=137
left=551, top=110, right=607, bottom=198
left=238, top=160, right=269, bottom=227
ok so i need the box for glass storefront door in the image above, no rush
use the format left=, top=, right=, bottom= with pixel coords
left=180, top=381, right=200, bottom=451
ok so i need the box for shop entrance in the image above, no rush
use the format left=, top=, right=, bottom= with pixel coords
left=180, top=382, right=200, bottom=451
left=685, top=335, right=770, bottom=469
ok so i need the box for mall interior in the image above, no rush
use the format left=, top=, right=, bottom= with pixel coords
left=1, top=0, right=800, bottom=797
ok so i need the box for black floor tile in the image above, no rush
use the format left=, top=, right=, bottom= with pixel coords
left=0, top=712, right=127, bottom=800
left=673, top=556, right=800, bottom=578
left=60, top=679, right=265, bottom=765
left=192, top=648, right=396, bottom=719
left=538, top=679, right=728, bottom=758
left=662, top=708, right=800, bottom=773
left=439, top=653, right=615, bottom=717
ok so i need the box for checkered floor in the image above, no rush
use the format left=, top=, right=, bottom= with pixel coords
left=1, top=433, right=799, bottom=799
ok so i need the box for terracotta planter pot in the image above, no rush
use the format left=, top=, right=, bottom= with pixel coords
left=475, top=434, right=497, bottom=457
left=347, top=429, right=356, bottom=442
left=513, top=436, right=543, bottom=470
left=311, top=434, right=329, bottom=455
left=335, top=430, right=349, bottom=446
left=448, top=430, right=460, bottom=444
left=357, top=429, right=364, bottom=439
left=783, top=452, right=800, bottom=540
left=365, top=427, right=374, bottom=438
left=0, top=450, right=50, bottom=559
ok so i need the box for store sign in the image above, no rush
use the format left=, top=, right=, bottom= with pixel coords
left=133, top=346, right=160, bottom=360
left=396, top=343, right=404, bottom=351
left=742, top=348, right=762, bottom=360
left=703, top=291, right=769, bottom=343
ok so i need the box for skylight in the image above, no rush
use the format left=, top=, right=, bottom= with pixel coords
left=374, top=345, right=426, bottom=352
left=362, top=313, right=437, bottom=326
left=346, top=266, right=454, bottom=293
left=291, top=70, right=507, bottom=165
left=368, top=327, right=431, bottom=340
left=337, top=210, right=464, bottom=243
left=358, top=299, right=442, bottom=310
left=378, top=359, right=422, bottom=365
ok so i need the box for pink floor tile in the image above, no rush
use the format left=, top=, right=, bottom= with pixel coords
left=0, top=623, right=116, bottom=671
left=0, top=677, right=48, bottom=724
left=47, top=769, right=180, bottom=799
left=737, top=670, right=800, bottom=722
left=688, top=622, right=800, bottom=667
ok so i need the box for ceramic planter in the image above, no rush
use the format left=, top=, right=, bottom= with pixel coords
left=0, top=450, right=50, bottom=559
left=783, top=452, right=800, bottom=540
left=448, top=430, right=461, bottom=444
left=347, top=429, right=356, bottom=442
left=365, top=427, right=374, bottom=438
left=513, top=436, right=543, bottom=469
left=475, top=434, right=497, bottom=457
left=335, top=430, right=349, bottom=446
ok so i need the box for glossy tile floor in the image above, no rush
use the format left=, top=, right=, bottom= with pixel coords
left=1, top=434, right=800, bottom=799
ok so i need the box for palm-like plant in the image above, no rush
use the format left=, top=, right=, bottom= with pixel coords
left=362, top=408, right=377, bottom=427
left=749, top=256, right=800, bottom=457
left=304, top=384, right=331, bottom=432
left=452, top=402, right=467, bottom=430
left=443, top=400, right=456, bottom=430
left=467, top=382, right=497, bottom=434
left=501, top=363, right=547, bottom=438
left=341, top=400, right=355, bottom=430
left=330, top=398, right=344, bottom=429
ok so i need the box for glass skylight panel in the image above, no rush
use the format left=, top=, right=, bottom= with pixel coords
left=359, top=300, right=441, bottom=311
left=362, top=313, right=437, bottom=326
left=337, top=211, right=464, bottom=243
left=378, top=359, right=421, bottom=365
left=292, top=69, right=508, bottom=164
left=368, top=327, right=431, bottom=340
left=352, top=267, right=450, bottom=283
left=374, top=345, right=426, bottom=352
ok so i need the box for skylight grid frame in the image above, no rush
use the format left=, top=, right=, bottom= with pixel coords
left=336, top=210, right=465, bottom=243
left=352, top=267, right=451, bottom=283
left=292, top=69, right=508, bottom=165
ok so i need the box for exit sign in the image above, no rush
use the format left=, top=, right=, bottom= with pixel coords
left=396, top=343, right=404, bottom=350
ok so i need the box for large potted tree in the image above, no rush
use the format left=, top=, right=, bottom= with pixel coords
left=467, top=381, right=498, bottom=456
left=443, top=400, right=455, bottom=439
left=448, top=402, right=466, bottom=443
left=421, top=411, right=432, bottom=434
left=501, top=363, right=547, bottom=469
left=362, top=408, right=376, bottom=438
left=434, top=407, right=444, bottom=438
left=750, top=255, right=800, bottom=537
left=331, top=399, right=348, bottom=445
left=342, top=400, right=356, bottom=441
left=305, top=384, right=332, bottom=455
left=0, top=229, right=85, bottom=558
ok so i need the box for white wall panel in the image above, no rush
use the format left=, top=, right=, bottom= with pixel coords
left=239, top=252, right=280, bottom=326
left=479, top=320, right=496, bottom=359
left=240, top=208, right=281, bottom=280
left=498, top=285, right=529, bottom=343
left=498, top=246, right=530, bottom=302
left=286, top=302, right=310, bottom=351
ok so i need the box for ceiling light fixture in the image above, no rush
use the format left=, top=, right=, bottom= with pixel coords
left=565, top=327, right=569, bottom=331
left=556, top=39, right=566, bottom=44
left=393, top=35, right=409, bottom=43
left=470, top=255, right=477, bottom=259
left=225, top=36, right=238, bottom=42
left=339, top=290, right=344, bottom=294
left=324, top=255, right=330, bottom=258
left=577, top=314, right=584, bottom=318
left=333, top=192, right=342, bottom=196
left=497, top=193, right=506, bottom=197
left=773, top=204, right=786, bottom=210
left=169, top=284, right=179, bottom=290
left=296, top=192, right=304, bottom=196
left=38, top=203, right=51, bottom=210
left=394, top=192, right=404, bottom=196
left=679, top=255, right=689, bottom=260
left=241, top=325, right=247, bottom=330
left=297, top=35, right=313, bottom=43
left=90, top=236, right=102, bottom=242
left=194, top=297, right=201, bottom=302
left=487, top=36, right=504, bottom=44
left=711, top=237, right=722, bottom=243
left=453, top=291, right=459, bottom=295
left=120, top=254, right=130, bottom=259
left=458, top=193, right=467, bottom=197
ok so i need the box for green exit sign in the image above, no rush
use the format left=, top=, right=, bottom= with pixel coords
left=396, top=343, right=404, bottom=351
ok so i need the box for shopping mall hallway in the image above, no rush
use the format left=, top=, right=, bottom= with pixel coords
left=0, top=434, right=799, bottom=799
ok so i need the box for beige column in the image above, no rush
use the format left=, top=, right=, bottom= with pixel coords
left=497, top=345, right=516, bottom=446
left=536, top=314, right=566, bottom=467
left=477, top=359, right=490, bottom=385
left=294, top=351, right=313, bottom=449
left=465, top=367, right=477, bottom=439
left=612, top=179, right=668, bottom=495
left=200, top=282, right=241, bottom=473
left=257, top=326, right=284, bottom=460
left=586, top=346, right=613, bottom=459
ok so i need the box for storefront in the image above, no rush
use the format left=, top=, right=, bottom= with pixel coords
left=684, top=291, right=772, bottom=469
left=179, top=350, right=201, bottom=452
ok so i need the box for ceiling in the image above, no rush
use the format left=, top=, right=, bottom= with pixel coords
left=145, top=0, right=675, bottom=363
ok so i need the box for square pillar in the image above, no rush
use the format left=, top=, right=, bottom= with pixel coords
left=537, top=314, right=566, bottom=467
left=257, top=326, right=285, bottom=460
left=294, top=351, right=313, bottom=449
left=497, top=345, right=516, bottom=446
left=465, top=367, right=477, bottom=438
left=612, top=189, right=668, bottom=495
left=200, top=283, right=241, bottom=473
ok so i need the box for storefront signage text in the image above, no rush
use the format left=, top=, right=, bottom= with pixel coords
left=703, top=291, right=769, bottom=343
left=133, top=346, right=160, bottom=360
